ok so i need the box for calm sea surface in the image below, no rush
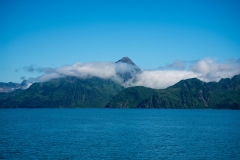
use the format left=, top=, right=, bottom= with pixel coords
left=0, top=109, right=240, bottom=160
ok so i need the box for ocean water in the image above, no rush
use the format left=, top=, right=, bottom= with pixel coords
left=0, top=109, right=240, bottom=160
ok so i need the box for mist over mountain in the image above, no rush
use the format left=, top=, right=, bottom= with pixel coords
left=115, top=57, right=142, bottom=83
left=0, top=80, right=32, bottom=93
left=23, top=57, right=240, bottom=90
left=27, top=57, right=140, bottom=86
left=106, top=74, right=240, bottom=109
left=1, top=57, right=240, bottom=109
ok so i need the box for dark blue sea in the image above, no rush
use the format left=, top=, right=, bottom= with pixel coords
left=1, top=109, right=240, bottom=159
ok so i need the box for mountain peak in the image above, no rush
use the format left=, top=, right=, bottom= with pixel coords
left=116, top=57, right=136, bottom=66
left=20, top=80, right=28, bottom=86
left=20, top=80, right=32, bottom=90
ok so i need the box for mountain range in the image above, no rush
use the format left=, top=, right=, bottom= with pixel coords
left=0, top=77, right=123, bottom=108
left=106, top=75, right=240, bottom=109
left=0, top=80, right=32, bottom=92
left=1, top=57, right=240, bottom=109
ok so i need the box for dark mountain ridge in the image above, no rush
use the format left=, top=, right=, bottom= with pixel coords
left=0, top=82, right=21, bottom=93
left=0, top=77, right=124, bottom=108
left=0, top=80, right=32, bottom=93
left=1, top=57, right=240, bottom=109
left=106, top=75, right=240, bottom=109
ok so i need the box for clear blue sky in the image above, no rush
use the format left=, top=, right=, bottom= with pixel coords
left=1, top=0, right=240, bottom=83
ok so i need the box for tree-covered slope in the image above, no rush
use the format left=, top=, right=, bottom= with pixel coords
left=106, top=86, right=157, bottom=108
left=0, top=77, right=124, bottom=108
left=107, top=75, right=240, bottom=109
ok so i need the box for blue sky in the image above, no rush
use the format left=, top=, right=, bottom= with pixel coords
left=1, top=0, right=240, bottom=83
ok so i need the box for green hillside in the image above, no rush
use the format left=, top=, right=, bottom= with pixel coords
left=106, top=86, right=157, bottom=108
left=0, top=77, right=124, bottom=108
left=107, top=75, right=240, bottom=109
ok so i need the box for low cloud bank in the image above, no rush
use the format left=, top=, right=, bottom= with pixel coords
left=125, top=70, right=199, bottom=89
left=190, top=58, right=240, bottom=82
left=27, top=58, right=240, bottom=89
left=28, top=62, right=136, bottom=84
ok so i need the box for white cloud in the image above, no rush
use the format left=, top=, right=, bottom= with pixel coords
left=127, top=58, right=240, bottom=89
left=29, top=62, right=136, bottom=83
left=56, top=62, right=116, bottom=79
left=27, top=58, right=240, bottom=89
left=125, top=70, right=199, bottom=89
left=115, top=62, right=138, bottom=74
left=31, top=72, right=63, bottom=82
left=190, top=58, right=240, bottom=82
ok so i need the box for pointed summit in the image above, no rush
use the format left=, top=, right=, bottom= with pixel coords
left=116, top=57, right=136, bottom=66
left=20, top=80, right=32, bottom=90
left=20, top=80, right=28, bottom=86
left=115, top=57, right=141, bottom=83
